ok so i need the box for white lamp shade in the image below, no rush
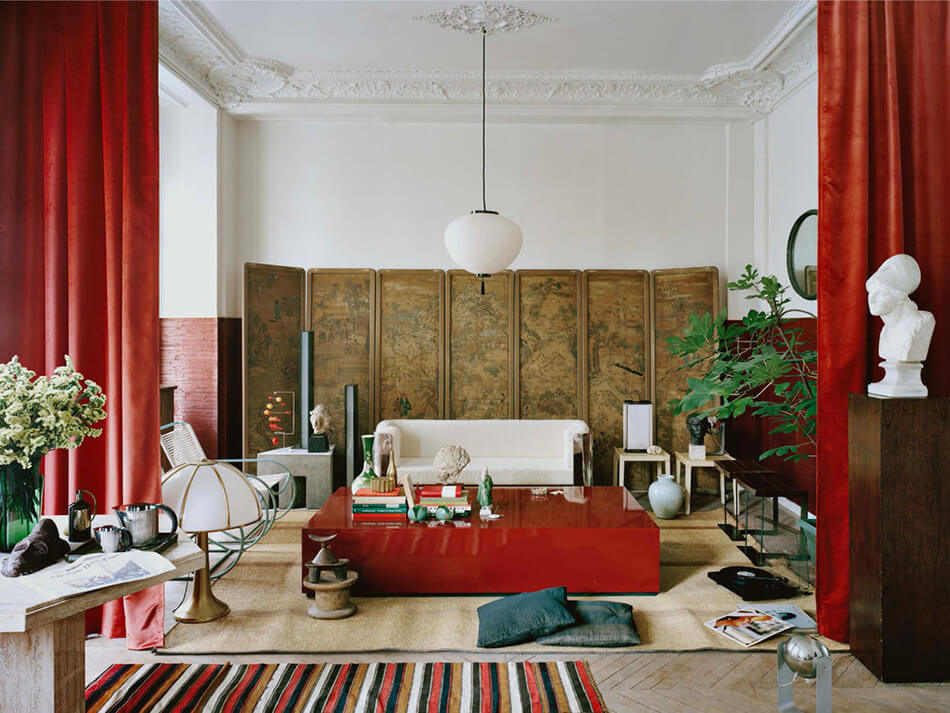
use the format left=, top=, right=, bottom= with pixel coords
left=444, top=211, right=523, bottom=275
left=161, top=461, right=262, bottom=533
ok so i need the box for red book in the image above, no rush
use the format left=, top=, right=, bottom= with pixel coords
left=418, top=485, right=463, bottom=498
left=351, top=513, right=406, bottom=521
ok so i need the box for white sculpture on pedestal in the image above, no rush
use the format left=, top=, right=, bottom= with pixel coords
left=866, top=254, right=935, bottom=398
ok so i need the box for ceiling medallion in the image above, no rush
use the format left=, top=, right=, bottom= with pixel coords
left=414, top=2, right=555, bottom=35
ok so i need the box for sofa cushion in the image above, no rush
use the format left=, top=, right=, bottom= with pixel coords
left=398, top=457, right=571, bottom=485
left=378, top=419, right=588, bottom=465
left=535, top=600, right=641, bottom=647
left=476, top=587, right=576, bottom=648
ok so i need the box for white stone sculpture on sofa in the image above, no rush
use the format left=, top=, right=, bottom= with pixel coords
left=433, top=445, right=471, bottom=483
left=866, top=254, right=935, bottom=398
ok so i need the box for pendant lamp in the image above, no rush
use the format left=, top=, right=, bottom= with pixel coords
left=443, top=28, right=523, bottom=277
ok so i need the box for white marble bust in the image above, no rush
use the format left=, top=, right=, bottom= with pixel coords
left=866, top=254, right=935, bottom=398
left=309, top=403, right=331, bottom=434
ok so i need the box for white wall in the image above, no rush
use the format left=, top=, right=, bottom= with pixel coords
left=159, top=89, right=219, bottom=318
left=221, top=118, right=760, bottom=318
left=762, top=75, right=819, bottom=316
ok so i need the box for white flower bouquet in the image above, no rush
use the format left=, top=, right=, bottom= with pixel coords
left=0, top=356, right=106, bottom=545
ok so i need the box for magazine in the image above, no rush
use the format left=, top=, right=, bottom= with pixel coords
left=704, top=607, right=794, bottom=647
left=753, top=604, right=817, bottom=630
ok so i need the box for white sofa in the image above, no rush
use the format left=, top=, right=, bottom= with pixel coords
left=374, top=419, right=589, bottom=485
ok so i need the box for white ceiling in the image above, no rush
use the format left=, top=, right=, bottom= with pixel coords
left=200, top=1, right=797, bottom=74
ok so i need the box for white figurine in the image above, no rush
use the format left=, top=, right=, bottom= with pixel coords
left=309, top=403, right=331, bottom=435
left=866, top=254, right=935, bottom=398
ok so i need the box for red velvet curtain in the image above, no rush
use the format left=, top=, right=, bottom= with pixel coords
left=0, top=1, right=162, bottom=649
left=817, top=0, right=950, bottom=642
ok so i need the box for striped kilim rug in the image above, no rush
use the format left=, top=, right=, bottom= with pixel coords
left=85, top=661, right=606, bottom=713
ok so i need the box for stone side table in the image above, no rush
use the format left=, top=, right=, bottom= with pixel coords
left=258, top=446, right=334, bottom=510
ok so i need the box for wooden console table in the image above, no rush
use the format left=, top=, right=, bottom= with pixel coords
left=0, top=517, right=203, bottom=713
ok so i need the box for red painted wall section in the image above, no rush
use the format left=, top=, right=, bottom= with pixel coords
left=726, top=318, right=817, bottom=511
left=159, top=318, right=242, bottom=460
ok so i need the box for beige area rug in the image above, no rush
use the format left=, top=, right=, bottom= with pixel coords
left=161, top=510, right=846, bottom=655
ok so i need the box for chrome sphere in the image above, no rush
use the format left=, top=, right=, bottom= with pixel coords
left=779, top=634, right=831, bottom=679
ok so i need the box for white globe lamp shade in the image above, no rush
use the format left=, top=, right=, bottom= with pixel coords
left=161, top=460, right=262, bottom=533
left=444, top=211, right=523, bottom=276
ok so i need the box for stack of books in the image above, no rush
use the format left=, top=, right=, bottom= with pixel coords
left=351, top=488, right=407, bottom=521
left=417, top=484, right=471, bottom=517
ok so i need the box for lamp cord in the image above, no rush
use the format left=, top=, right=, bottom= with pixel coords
left=481, top=27, right=487, bottom=212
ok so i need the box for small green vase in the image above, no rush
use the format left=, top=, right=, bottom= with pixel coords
left=0, top=460, right=44, bottom=552
left=351, top=434, right=377, bottom=494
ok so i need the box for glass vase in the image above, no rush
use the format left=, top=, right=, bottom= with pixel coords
left=0, top=460, right=44, bottom=552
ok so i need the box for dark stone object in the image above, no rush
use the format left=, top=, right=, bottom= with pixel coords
left=536, top=600, right=641, bottom=647
left=476, top=586, right=576, bottom=648
left=1, top=518, right=70, bottom=577
left=686, top=412, right=710, bottom=445
left=309, top=433, right=329, bottom=453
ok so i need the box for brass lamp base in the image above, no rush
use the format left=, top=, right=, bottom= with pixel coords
left=174, top=531, right=230, bottom=623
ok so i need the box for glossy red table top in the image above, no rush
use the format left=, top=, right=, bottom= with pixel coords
left=305, top=486, right=656, bottom=531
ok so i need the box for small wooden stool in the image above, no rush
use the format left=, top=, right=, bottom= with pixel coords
left=303, top=571, right=359, bottom=619
left=304, top=532, right=358, bottom=619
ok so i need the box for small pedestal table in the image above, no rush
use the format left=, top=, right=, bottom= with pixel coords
left=0, top=516, right=203, bottom=713
left=673, top=451, right=734, bottom=515
left=612, top=447, right=672, bottom=490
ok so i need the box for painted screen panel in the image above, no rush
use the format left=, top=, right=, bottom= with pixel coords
left=652, top=267, right=720, bottom=466
left=516, top=271, right=582, bottom=419
left=376, top=270, right=444, bottom=421
left=309, top=269, right=375, bottom=450
left=243, top=263, right=305, bottom=461
left=585, top=271, right=651, bottom=486
left=446, top=271, right=513, bottom=419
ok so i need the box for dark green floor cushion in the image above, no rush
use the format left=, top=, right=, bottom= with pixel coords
left=476, top=586, right=576, bottom=648
left=535, top=600, right=641, bottom=647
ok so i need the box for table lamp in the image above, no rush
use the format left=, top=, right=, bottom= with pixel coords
left=161, top=460, right=262, bottom=623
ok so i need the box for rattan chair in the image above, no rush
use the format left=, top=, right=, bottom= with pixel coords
left=160, top=421, right=295, bottom=579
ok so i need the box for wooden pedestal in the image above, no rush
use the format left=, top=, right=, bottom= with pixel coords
left=848, top=394, right=950, bottom=682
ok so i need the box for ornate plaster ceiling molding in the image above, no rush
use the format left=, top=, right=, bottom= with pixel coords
left=412, top=3, right=554, bottom=34
left=158, top=0, right=817, bottom=117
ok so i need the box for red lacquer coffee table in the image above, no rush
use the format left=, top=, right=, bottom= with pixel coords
left=301, top=486, right=659, bottom=595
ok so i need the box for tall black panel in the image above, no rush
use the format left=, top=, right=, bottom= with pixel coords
left=299, top=331, right=314, bottom=450
left=344, top=384, right=359, bottom=486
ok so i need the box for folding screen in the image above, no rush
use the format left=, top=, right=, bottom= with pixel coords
left=308, top=269, right=375, bottom=451
left=243, top=263, right=305, bottom=462
left=445, top=271, right=514, bottom=419
left=584, top=270, right=652, bottom=485
left=515, top=270, right=584, bottom=419
left=375, top=270, right=445, bottom=422
left=245, top=263, right=720, bottom=486
left=651, top=267, right=720, bottom=473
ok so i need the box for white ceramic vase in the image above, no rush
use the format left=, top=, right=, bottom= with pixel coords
left=648, top=474, right=684, bottom=519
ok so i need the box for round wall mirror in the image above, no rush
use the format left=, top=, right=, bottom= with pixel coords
left=786, top=209, right=818, bottom=300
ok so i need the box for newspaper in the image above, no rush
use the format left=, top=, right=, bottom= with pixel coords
left=13, top=551, right=174, bottom=599
left=704, top=607, right=794, bottom=647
